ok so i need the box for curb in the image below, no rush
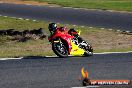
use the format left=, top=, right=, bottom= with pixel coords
left=94, top=51, right=132, bottom=55
left=0, top=57, right=23, bottom=60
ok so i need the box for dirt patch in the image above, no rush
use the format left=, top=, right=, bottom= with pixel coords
left=0, top=0, right=50, bottom=6
left=82, top=30, right=132, bottom=51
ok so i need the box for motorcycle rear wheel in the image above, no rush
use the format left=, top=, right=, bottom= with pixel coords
left=52, top=42, right=68, bottom=58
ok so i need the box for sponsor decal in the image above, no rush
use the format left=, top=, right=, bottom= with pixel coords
left=80, top=67, right=131, bottom=86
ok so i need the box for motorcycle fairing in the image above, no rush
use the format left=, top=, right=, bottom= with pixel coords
left=70, top=40, right=85, bottom=56
left=49, top=29, right=74, bottom=54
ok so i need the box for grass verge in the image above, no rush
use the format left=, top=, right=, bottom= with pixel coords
left=0, top=16, right=132, bottom=57
left=23, top=0, right=132, bottom=12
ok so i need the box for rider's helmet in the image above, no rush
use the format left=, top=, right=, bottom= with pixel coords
left=59, top=27, right=66, bottom=32
left=48, top=23, right=57, bottom=33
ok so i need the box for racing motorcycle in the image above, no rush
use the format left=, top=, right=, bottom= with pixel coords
left=48, top=28, right=93, bottom=57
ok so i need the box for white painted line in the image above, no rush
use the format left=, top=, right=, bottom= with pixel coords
left=86, top=86, right=99, bottom=88
left=73, top=25, right=77, bottom=27
left=33, top=20, right=36, bottom=22
left=18, top=18, right=23, bottom=20
left=49, top=6, right=56, bottom=7
left=89, top=27, right=93, bottom=28
left=126, top=31, right=130, bottom=33
left=45, top=55, right=72, bottom=57
left=100, top=28, right=104, bottom=30
left=108, top=29, right=113, bottom=31
left=71, top=87, right=87, bottom=88
left=71, top=86, right=99, bottom=88
left=117, top=30, right=121, bottom=32
left=11, top=17, right=16, bottom=19
left=108, top=10, right=114, bottom=12
left=81, top=26, right=85, bottom=28
left=4, top=16, right=7, bottom=17
left=74, top=8, right=82, bottom=10
left=73, top=8, right=79, bottom=9
left=84, top=9, right=88, bottom=10
left=63, top=7, right=72, bottom=9
left=0, top=57, right=23, bottom=60
left=94, top=51, right=132, bottom=55
left=45, top=55, right=58, bottom=57
left=25, top=19, right=29, bottom=21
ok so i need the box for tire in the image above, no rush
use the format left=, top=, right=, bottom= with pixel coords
left=84, top=46, right=93, bottom=56
left=84, top=51, right=93, bottom=56
left=52, top=42, right=68, bottom=58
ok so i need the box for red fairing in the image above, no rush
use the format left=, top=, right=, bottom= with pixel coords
left=48, top=28, right=74, bottom=54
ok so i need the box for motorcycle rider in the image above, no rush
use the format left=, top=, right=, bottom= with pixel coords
left=48, top=23, right=68, bottom=41
left=48, top=23, right=83, bottom=43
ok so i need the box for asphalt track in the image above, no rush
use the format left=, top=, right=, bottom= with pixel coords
left=0, top=53, right=132, bottom=88
left=0, top=3, right=132, bottom=31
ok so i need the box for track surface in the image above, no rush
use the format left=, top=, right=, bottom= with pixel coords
left=0, top=3, right=132, bottom=31
left=0, top=53, right=132, bottom=88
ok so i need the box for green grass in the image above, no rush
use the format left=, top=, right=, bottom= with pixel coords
left=23, top=0, right=132, bottom=11
left=0, top=16, right=132, bottom=57
left=0, top=17, right=49, bottom=30
left=0, top=39, right=54, bottom=57
left=0, top=16, right=53, bottom=57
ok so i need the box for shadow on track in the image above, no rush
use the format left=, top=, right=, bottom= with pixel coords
left=22, top=56, right=59, bottom=59
left=21, top=55, right=92, bottom=59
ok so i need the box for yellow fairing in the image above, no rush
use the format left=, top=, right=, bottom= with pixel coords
left=53, top=41, right=59, bottom=43
left=70, top=40, right=85, bottom=56
left=76, top=30, right=81, bottom=35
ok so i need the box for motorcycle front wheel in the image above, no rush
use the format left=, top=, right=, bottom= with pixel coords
left=52, top=42, right=68, bottom=58
left=83, top=43, right=93, bottom=56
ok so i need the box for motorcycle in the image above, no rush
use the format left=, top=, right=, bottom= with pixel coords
left=48, top=28, right=93, bottom=57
